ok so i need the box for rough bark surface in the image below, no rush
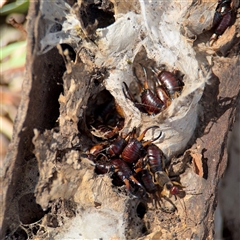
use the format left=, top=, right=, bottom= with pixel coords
left=1, top=0, right=239, bottom=239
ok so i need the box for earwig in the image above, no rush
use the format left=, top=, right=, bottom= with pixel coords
left=153, top=75, right=171, bottom=109
left=146, top=144, right=182, bottom=198
left=147, top=144, right=166, bottom=174
left=106, top=132, right=131, bottom=157
left=139, top=169, right=157, bottom=194
left=209, top=0, right=235, bottom=46
left=212, top=0, right=231, bottom=28
left=134, top=66, right=164, bottom=115
left=111, top=158, right=146, bottom=194
left=121, top=126, right=162, bottom=164
left=210, top=11, right=233, bottom=45
left=151, top=67, right=184, bottom=98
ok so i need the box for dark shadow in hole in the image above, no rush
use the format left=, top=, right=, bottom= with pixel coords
left=79, top=0, right=115, bottom=36
left=18, top=193, right=46, bottom=224
left=222, top=220, right=233, bottom=240
left=136, top=202, right=147, bottom=219
left=12, top=227, right=28, bottom=240
left=85, top=89, right=124, bottom=137
left=65, top=0, right=77, bottom=7
left=60, top=44, right=76, bottom=62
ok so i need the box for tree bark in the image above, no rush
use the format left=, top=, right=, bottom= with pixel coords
left=1, top=0, right=239, bottom=239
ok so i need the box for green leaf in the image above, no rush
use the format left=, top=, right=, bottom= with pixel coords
left=0, top=0, right=29, bottom=15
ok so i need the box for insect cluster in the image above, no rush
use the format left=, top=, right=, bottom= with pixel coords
left=84, top=62, right=186, bottom=207
left=87, top=116, right=183, bottom=206
left=209, top=0, right=236, bottom=45
left=123, top=65, right=184, bottom=115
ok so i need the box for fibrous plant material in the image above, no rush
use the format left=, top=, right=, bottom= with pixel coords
left=1, top=0, right=239, bottom=239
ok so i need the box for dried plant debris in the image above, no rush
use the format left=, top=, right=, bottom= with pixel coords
left=3, top=0, right=240, bottom=239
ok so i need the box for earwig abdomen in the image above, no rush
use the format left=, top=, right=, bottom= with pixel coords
left=158, top=71, right=183, bottom=95
left=140, top=169, right=157, bottom=194
left=155, top=86, right=171, bottom=109
left=95, top=161, right=111, bottom=174
left=121, top=139, right=143, bottom=163
left=147, top=144, right=166, bottom=174
left=215, top=11, right=232, bottom=36
left=141, top=89, right=164, bottom=115
left=213, top=11, right=223, bottom=28
left=106, top=137, right=128, bottom=157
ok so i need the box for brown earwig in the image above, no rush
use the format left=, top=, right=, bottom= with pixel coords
left=122, top=82, right=148, bottom=113
left=151, top=67, right=184, bottom=99
left=111, top=158, right=146, bottom=194
left=210, top=0, right=235, bottom=46
left=146, top=144, right=182, bottom=198
left=210, top=11, right=233, bottom=45
left=153, top=75, right=171, bottom=109
left=121, top=126, right=162, bottom=164
left=139, top=169, right=157, bottom=194
left=106, top=132, right=131, bottom=157
left=134, top=66, right=164, bottom=115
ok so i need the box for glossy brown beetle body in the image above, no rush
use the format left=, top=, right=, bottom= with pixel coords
left=123, top=66, right=165, bottom=115
left=155, top=85, right=171, bottom=109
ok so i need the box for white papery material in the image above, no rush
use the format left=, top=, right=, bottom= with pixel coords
left=36, top=2, right=214, bottom=238
left=38, top=0, right=211, bottom=158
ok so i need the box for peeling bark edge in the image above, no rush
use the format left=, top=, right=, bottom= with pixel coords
left=1, top=1, right=66, bottom=237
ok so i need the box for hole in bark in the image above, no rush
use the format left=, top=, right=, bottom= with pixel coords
left=18, top=193, right=46, bottom=224
left=12, top=227, right=28, bottom=240
left=46, top=214, right=59, bottom=228
left=86, top=89, right=124, bottom=139
left=79, top=0, right=115, bottom=34
left=136, top=202, right=147, bottom=219
left=61, top=44, right=76, bottom=62
left=32, top=225, right=40, bottom=235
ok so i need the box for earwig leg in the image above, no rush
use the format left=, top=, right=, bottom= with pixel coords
left=129, top=175, right=146, bottom=192
left=172, top=181, right=185, bottom=188
left=134, top=157, right=147, bottom=173
left=123, top=179, right=131, bottom=191
left=209, top=33, right=218, bottom=46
